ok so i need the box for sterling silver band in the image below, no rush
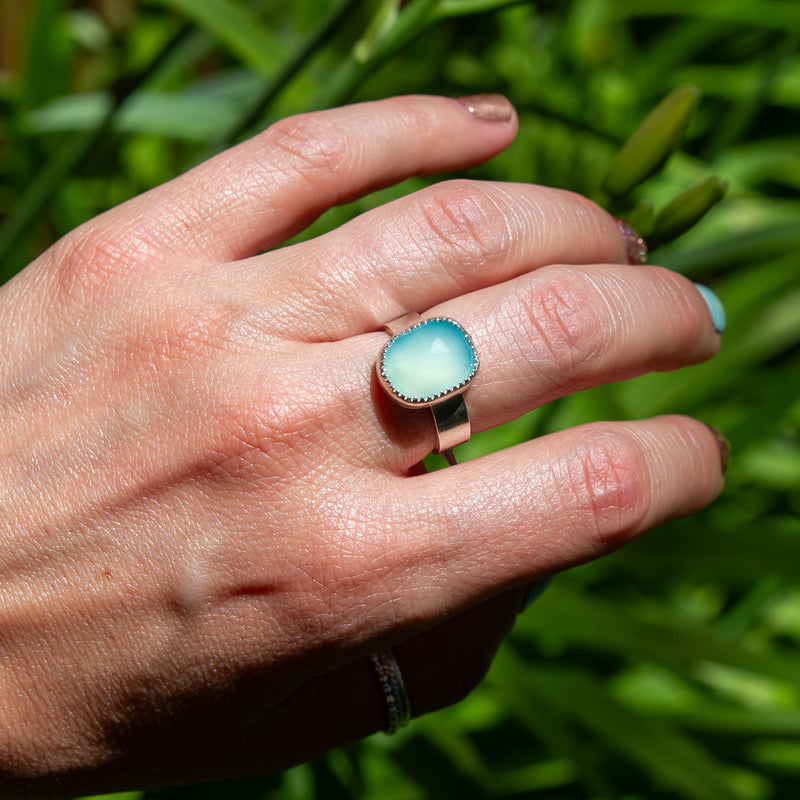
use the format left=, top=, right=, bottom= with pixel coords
left=379, top=313, right=473, bottom=465
left=368, top=649, right=411, bottom=735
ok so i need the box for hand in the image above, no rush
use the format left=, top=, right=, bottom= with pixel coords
left=0, top=94, right=725, bottom=796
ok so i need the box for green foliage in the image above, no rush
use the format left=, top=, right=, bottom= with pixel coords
left=601, top=84, right=701, bottom=201
left=650, top=176, right=729, bottom=248
left=1, top=0, right=799, bottom=798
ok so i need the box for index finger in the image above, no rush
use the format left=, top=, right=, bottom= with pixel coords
left=76, top=95, right=520, bottom=269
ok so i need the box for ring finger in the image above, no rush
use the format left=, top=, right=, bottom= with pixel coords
left=334, top=261, right=722, bottom=468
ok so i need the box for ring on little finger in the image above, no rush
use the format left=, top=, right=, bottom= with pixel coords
left=369, top=649, right=411, bottom=735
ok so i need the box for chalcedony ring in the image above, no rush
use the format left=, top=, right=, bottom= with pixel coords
left=376, top=313, right=479, bottom=466
left=370, top=313, right=479, bottom=734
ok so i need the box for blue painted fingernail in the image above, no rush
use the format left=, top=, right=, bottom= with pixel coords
left=520, top=576, right=552, bottom=612
left=694, top=283, right=726, bottom=334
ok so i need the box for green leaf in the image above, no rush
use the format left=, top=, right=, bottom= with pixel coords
left=494, top=648, right=747, bottom=800
left=609, top=0, right=800, bottom=29
left=435, top=0, right=533, bottom=17
left=601, top=84, right=701, bottom=199
left=650, top=176, right=728, bottom=247
left=488, top=655, right=617, bottom=797
left=24, top=72, right=265, bottom=141
left=354, top=0, right=401, bottom=63
left=153, top=0, right=285, bottom=74
left=523, top=584, right=800, bottom=687
left=624, top=200, right=656, bottom=238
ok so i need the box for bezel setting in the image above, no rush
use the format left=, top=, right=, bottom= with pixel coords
left=376, top=316, right=479, bottom=408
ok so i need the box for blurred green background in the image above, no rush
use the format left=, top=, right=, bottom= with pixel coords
left=2, top=0, right=800, bottom=798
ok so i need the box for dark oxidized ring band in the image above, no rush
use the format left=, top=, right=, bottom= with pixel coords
left=368, top=649, right=411, bottom=735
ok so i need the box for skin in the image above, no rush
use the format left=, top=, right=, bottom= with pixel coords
left=0, top=95, right=724, bottom=796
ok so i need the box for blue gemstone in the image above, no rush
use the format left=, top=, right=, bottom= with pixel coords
left=380, top=318, right=478, bottom=404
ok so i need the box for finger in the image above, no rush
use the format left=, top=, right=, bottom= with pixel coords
left=55, top=591, right=524, bottom=794
left=74, top=95, right=519, bottom=269
left=254, top=590, right=523, bottom=773
left=375, top=415, right=724, bottom=625
left=333, top=264, right=721, bottom=465
left=248, top=181, right=635, bottom=340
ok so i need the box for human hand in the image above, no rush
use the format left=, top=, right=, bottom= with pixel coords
left=0, top=94, right=726, bottom=796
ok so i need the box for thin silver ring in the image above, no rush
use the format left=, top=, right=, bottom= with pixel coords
left=369, top=648, right=411, bottom=734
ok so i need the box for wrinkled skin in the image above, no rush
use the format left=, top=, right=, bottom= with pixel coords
left=0, top=95, right=724, bottom=796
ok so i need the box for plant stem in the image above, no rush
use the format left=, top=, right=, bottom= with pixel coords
left=0, top=24, right=192, bottom=277
left=210, top=0, right=363, bottom=152
left=311, top=0, right=441, bottom=110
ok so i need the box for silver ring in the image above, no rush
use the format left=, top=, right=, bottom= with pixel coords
left=376, top=313, right=478, bottom=465
left=368, top=648, right=411, bottom=734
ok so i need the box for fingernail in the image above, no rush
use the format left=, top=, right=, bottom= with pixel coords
left=456, top=94, right=514, bottom=122
left=694, top=283, right=727, bottom=334
left=519, top=576, right=552, bottom=612
left=617, top=219, right=648, bottom=264
left=705, top=424, right=732, bottom=474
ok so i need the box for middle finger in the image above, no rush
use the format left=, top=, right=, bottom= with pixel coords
left=239, top=181, right=637, bottom=341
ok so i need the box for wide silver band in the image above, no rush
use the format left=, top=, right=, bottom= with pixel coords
left=369, top=649, right=411, bottom=735
left=381, top=313, right=472, bottom=464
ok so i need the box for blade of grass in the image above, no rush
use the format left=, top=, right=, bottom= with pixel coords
left=152, top=0, right=287, bottom=75
left=211, top=0, right=362, bottom=150
left=311, top=0, right=527, bottom=110
left=0, top=23, right=192, bottom=279
left=21, top=0, right=72, bottom=109
left=385, top=733, right=492, bottom=800
left=703, top=28, right=800, bottom=159
left=311, top=0, right=440, bottom=110
left=488, top=654, right=617, bottom=796
left=522, top=584, right=800, bottom=687
left=434, top=0, right=533, bottom=18
left=611, top=0, right=800, bottom=30
left=495, top=648, right=747, bottom=800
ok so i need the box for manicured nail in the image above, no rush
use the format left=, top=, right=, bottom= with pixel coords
left=705, top=424, right=732, bottom=474
left=519, top=576, right=552, bottom=612
left=694, top=283, right=727, bottom=334
left=617, top=219, right=648, bottom=264
left=456, top=94, right=514, bottom=122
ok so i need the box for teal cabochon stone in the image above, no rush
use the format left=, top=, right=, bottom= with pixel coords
left=381, top=318, right=478, bottom=403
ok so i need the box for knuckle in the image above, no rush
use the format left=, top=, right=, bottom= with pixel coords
left=264, top=114, right=350, bottom=183
left=564, top=427, right=649, bottom=551
left=520, top=268, right=609, bottom=379
left=49, top=224, right=136, bottom=305
left=214, top=348, right=334, bottom=450
left=48, top=218, right=173, bottom=311
left=210, top=386, right=318, bottom=476
left=408, top=180, right=512, bottom=276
